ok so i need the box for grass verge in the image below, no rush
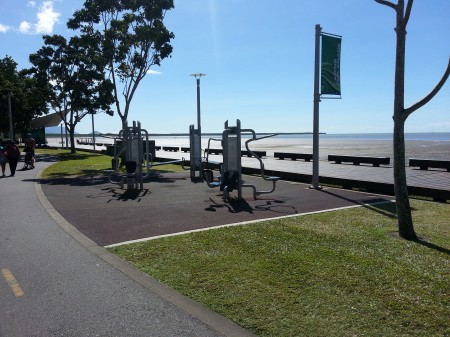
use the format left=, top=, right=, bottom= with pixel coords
left=109, top=200, right=449, bottom=337
left=38, top=149, right=184, bottom=179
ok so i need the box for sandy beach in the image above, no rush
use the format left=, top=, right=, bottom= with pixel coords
left=45, top=133, right=450, bottom=163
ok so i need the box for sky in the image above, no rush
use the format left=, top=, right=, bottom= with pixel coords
left=0, top=0, right=449, bottom=134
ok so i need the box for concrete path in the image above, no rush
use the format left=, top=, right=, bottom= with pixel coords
left=0, top=155, right=256, bottom=337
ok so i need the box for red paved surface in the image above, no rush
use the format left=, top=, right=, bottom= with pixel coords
left=41, top=171, right=394, bottom=246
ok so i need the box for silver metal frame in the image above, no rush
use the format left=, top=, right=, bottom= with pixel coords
left=106, top=121, right=151, bottom=190
left=203, top=119, right=279, bottom=200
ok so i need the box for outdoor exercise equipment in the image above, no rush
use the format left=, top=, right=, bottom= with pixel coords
left=104, top=121, right=150, bottom=190
left=202, top=119, right=280, bottom=200
left=189, top=124, right=202, bottom=179
left=105, top=121, right=184, bottom=190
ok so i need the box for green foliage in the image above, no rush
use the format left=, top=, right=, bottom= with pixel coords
left=0, top=56, right=48, bottom=135
left=67, top=0, right=175, bottom=125
left=111, top=200, right=450, bottom=337
left=29, top=34, right=115, bottom=153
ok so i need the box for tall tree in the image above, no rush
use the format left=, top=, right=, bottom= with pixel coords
left=375, top=0, right=450, bottom=240
left=67, top=0, right=175, bottom=129
left=0, top=56, right=48, bottom=138
left=30, top=34, right=114, bottom=153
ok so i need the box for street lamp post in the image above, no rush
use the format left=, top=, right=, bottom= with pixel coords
left=189, top=73, right=206, bottom=180
left=190, top=73, right=206, bottom=137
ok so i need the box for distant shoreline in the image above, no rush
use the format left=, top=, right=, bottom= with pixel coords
left=45, top=131, right=450, bottom=142
left=45, top=131, right=449, bottom=136
left=46, top=131, right=320, bottom=137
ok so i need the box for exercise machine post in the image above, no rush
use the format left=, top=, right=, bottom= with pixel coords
left=189, top=124, right=202, bottom=180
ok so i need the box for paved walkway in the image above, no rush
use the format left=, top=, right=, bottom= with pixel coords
left=0, top=155, right=256, bottom=337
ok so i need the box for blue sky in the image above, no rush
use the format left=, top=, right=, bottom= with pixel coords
left=0, top=0, right=449, bottom=134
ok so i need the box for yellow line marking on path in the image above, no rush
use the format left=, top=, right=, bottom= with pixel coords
left=1, top=269, right=24, bottom=297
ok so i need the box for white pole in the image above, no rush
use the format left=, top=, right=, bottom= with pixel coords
left=311, top=24, right=322, bottom=189
left=60, top=123, right=64, bottom=149
left=92, top=112, right=96, bottom=153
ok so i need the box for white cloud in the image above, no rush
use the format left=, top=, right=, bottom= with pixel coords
left=34, top=1, right=60, bottom=34
left=147, top=69, right=162, bottom=75
left=17, top=1, right=60, bottom=35
left=19, top=21, right=32, bottom=33
left=0, top=24, right=11, bottom=33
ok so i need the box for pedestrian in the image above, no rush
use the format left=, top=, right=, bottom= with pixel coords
left=23, top=133, right=36, bottom=169
left=5, top=140, right=20, bottom=177
left=0, top=143, right=6, bottom=177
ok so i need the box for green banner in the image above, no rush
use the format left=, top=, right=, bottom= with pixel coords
left=321, top=34, right=341, bottom=95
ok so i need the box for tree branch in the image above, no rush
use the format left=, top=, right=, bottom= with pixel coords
left=405, top=57, right=450, bottom=117
left=403, top=0, right=414, bottom=26
left=374, top=0, right=397, bottom=10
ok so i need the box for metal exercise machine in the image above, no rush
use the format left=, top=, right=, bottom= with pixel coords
left=189, top=124, right=202, bottom=180
left=104, top=121, right=150, bottom=190
left=105, top=121, right=184, bottom=190
left=202, top=119, right=280, bottom=200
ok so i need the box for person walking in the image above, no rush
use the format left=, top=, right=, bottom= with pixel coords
left=0, top=143, right=7, bottom=177
left=5, top=140, right=20, bottom=177
left=23, top=133, right=36, bottom=169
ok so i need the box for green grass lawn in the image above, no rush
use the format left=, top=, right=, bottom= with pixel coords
left=38, top=149, right=184, bottom=178
left=109, top=200, right=449, bottom=337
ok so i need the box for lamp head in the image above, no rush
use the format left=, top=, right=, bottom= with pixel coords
left=190, top=73, right=206, bottom=79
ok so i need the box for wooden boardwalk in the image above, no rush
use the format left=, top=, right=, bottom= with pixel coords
left=157, top=151, right=450, bottom=202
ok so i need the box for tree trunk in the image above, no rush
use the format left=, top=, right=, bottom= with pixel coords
left=393, top=117, right=417, bottom=240
left=376, top=0, right=448, bottom=240
left=392, top=0, right=417, bottom=240
left=69, top=126, right=76, bottom=154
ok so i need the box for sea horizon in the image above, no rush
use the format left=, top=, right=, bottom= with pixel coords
left=46, top=130, right=450, bottom=142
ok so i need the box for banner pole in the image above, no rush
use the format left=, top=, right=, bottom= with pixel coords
left=311, top=24, right=322, bottom=189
